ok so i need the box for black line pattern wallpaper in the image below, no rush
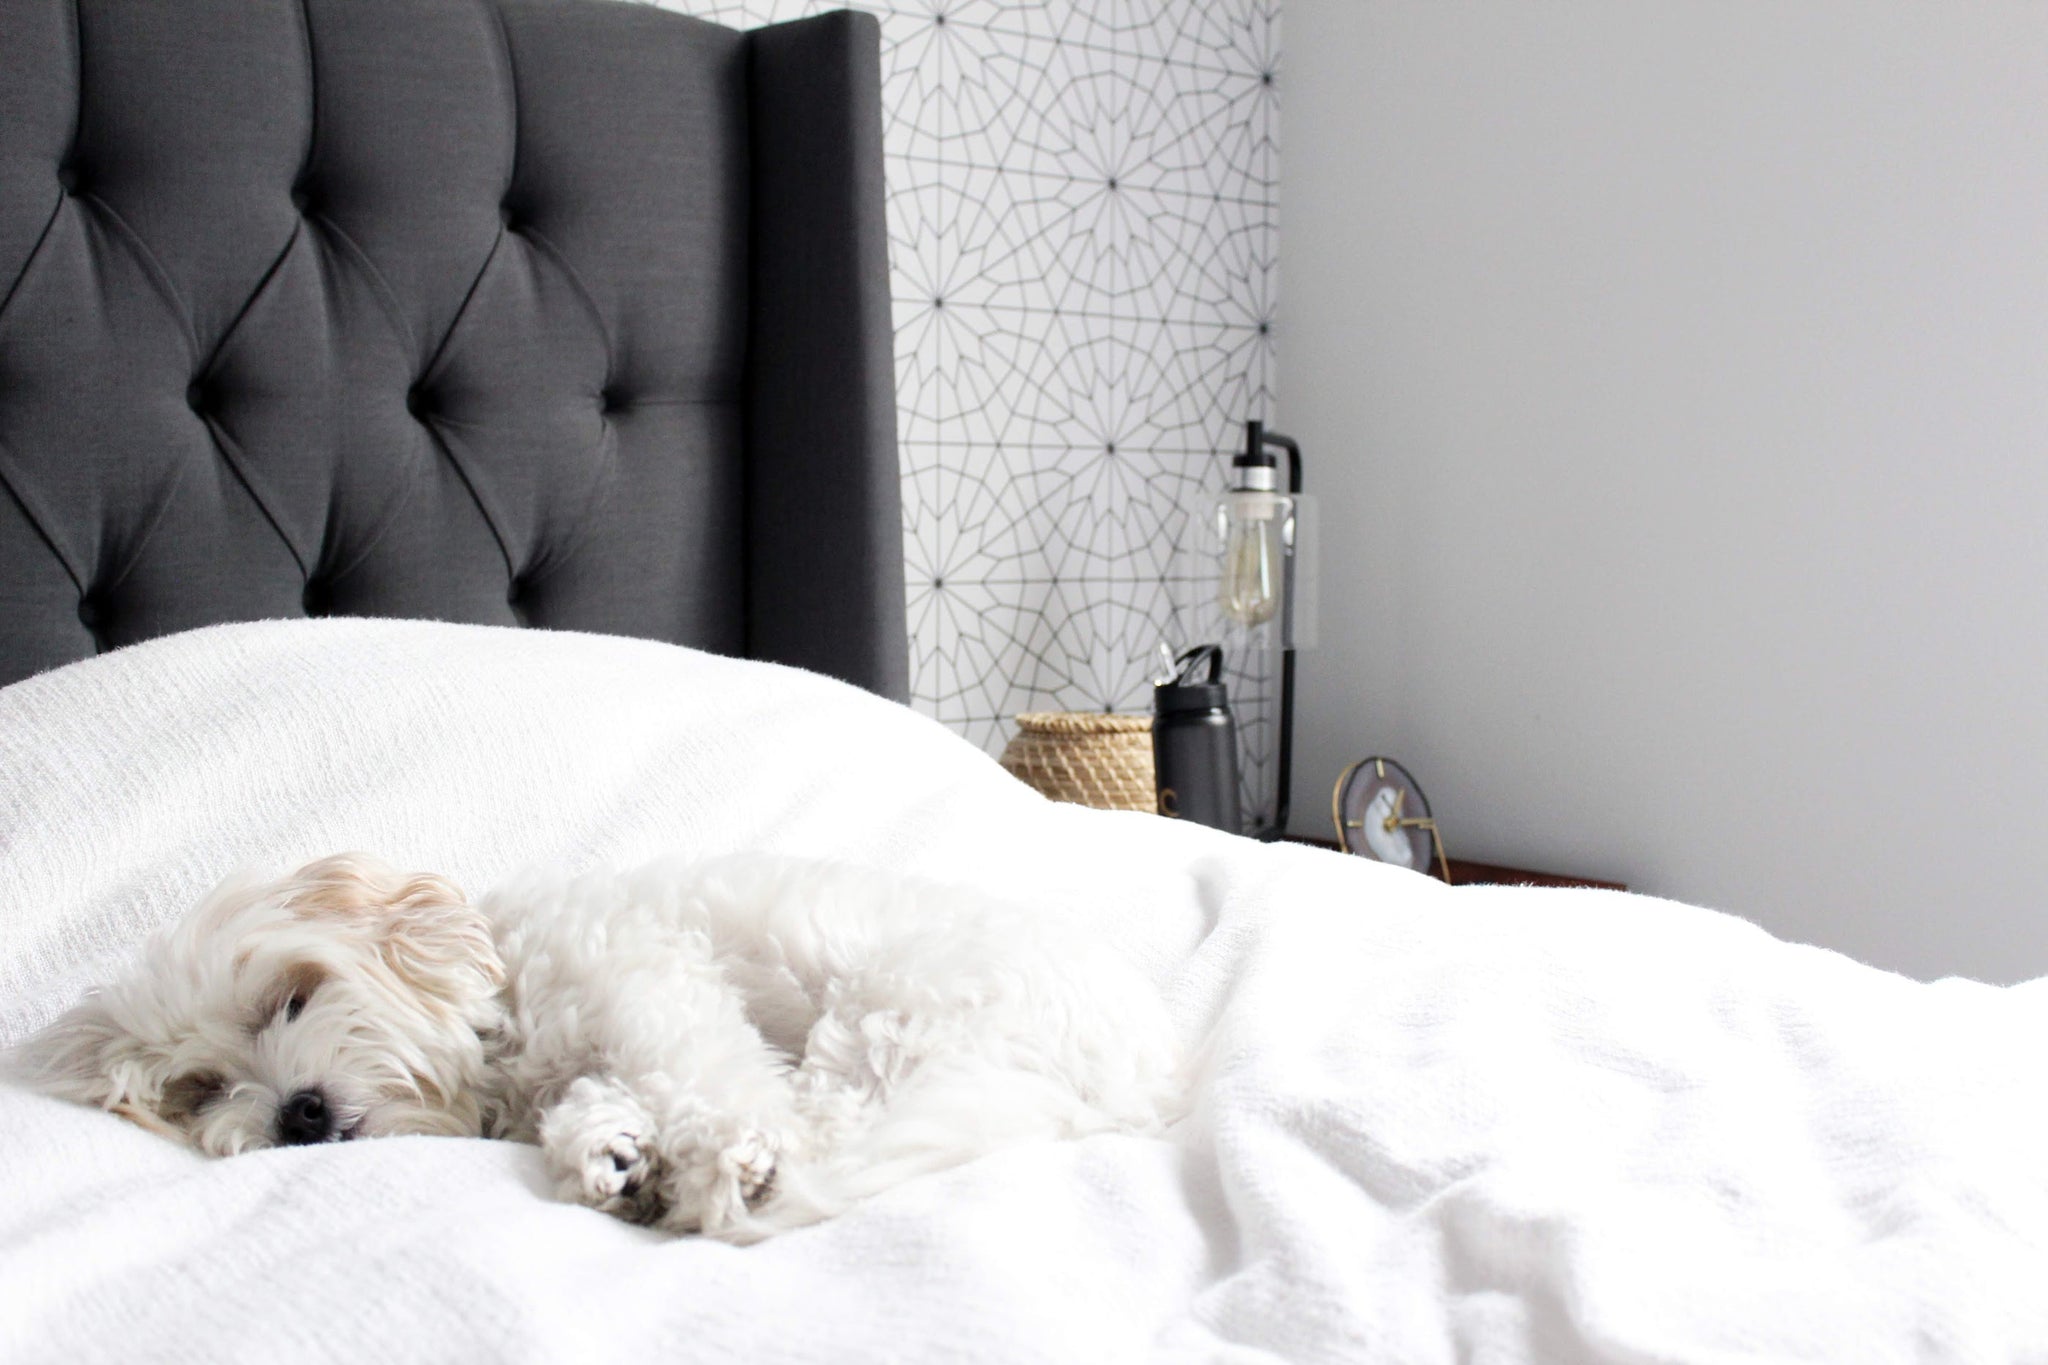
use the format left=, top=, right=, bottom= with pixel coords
left=647, top=0, right=1282, bottom=821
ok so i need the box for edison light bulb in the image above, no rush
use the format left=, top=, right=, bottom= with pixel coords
left=1217, top=486, right=1293, bottom=627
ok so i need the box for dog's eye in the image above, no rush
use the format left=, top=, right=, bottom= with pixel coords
left=162, top=1071, right=227, bottom=1118
left=264, top=964, right=328, bottom=1028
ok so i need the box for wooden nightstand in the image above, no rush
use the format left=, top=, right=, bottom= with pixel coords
left=1438, top=857, right=1625, bottom=892
left=1287, top=837, right=1625, bottom=892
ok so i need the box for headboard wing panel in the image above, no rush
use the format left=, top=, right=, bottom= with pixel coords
left=746, top=13, right=909, bottom=702
left=0, top=0, right=907, bottom=700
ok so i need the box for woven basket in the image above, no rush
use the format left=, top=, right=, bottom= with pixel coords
left=999, top=712, right=1157, bottom=813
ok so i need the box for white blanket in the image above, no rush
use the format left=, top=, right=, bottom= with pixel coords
left=2, top=620, right=2044, bottom=1364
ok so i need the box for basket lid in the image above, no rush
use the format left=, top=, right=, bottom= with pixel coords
left=1013, top=711, right=1152, bottom=735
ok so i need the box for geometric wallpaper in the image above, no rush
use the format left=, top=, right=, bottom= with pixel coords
left=646, top=0, right=1282, bottom=821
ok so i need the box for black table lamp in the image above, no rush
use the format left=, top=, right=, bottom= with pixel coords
left=1216, top=418, right=1303, bottom=839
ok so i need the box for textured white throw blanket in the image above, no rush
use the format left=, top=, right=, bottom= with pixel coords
left=2, top=620, right=2044, bottom=1364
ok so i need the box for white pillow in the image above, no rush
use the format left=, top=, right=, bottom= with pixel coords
left=0, top=618, right=1083, bottom=1044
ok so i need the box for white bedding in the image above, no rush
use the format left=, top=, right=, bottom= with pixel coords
left=2, top=620, right=2044, bottom=1364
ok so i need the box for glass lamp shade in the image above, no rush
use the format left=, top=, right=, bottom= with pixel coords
left=1216, top=487, right=1295, bottom=628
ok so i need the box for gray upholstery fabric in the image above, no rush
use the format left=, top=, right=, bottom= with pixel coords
left=0, top=0, right=908, bottom=700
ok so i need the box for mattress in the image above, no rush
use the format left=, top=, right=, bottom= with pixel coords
left=2, top=619, right=2043, bottom=1363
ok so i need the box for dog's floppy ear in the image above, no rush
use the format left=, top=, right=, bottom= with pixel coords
left=9, top=996, right=147, bottom=1113
left=282, top=855, right=505, bottom=1016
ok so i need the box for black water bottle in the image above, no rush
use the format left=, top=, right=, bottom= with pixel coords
left=1153, top=645, right=1242, bottom=833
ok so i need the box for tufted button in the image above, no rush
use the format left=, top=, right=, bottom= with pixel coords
left=499, top=203, right=522, bottom=232
left=301, top=579, right=333, bottom=618
left=600, top=385, right=627, bottom=414
left=76, top=595, right=101, bottom=630
left=290, top=183, right=316, bottom=215
left=185, top=379, right=214, bottom=414
left=507, top=577, right=533, bottom=626
left=405, top=384, right=435, bottom=420
left=56, top=161, right=84, bottom=196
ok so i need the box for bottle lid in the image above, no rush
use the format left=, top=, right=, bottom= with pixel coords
left=1153, top=644, right=1231, bottom=715
left=1155, top=679, right=1231, bottom=714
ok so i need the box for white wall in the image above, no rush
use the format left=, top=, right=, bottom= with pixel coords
left=1283, top=0, right=2048, bottom=983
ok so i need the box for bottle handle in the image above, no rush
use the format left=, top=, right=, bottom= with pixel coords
left=1174, top=644, right=1224, bottom=685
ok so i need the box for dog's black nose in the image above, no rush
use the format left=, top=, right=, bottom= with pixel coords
left=277, top=1089, right=333, bottom=1146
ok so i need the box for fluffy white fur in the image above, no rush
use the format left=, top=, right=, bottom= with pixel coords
left=12, top=853, right=1183, bottom=1241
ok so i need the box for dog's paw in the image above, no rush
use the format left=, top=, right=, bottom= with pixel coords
left=721, top=1129, right=779, bottom=1205
left=539, top=1080, right=668, bottom=1225
left=653, top=1126, right=787, bottom=1237
left=554, top=1124, right=668, bottom=1224
left=599, top=1132, right=659, bottom=1207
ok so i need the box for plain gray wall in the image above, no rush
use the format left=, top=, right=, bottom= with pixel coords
left=1282, top=0, right=2048, bottom=982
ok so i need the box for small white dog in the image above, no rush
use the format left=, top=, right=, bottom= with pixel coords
left=15, top=853, right=1182, bottom=1241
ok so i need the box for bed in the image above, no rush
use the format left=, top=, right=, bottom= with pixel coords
left=3, top=2, right=2046, bottom=1363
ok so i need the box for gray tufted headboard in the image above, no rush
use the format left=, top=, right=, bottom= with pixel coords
left=0, top=0, right=909, bottom=700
